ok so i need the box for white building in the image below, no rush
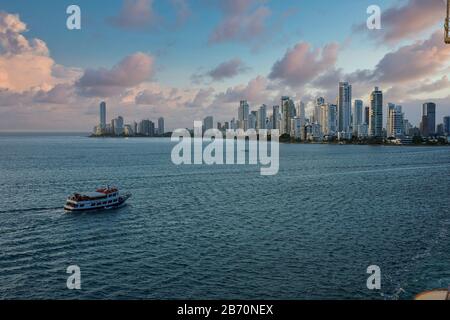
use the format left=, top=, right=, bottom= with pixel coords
left=158, top=117, right=165, bottom=135
left=100, top=101, right=106, bottom=131
left=387, top=104, right=404, bottom=138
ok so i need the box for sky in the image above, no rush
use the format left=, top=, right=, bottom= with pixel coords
left=0, top=0, right=449, bottom=131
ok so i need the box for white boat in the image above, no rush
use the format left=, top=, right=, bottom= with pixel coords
left=64, top=186, right=131, bottom=212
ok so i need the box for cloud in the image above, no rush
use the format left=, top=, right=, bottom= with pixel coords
left=373, top=30, right=450, bottom=83
left=192, top=58, right=250, bottom=83
left=354, top=0, right=444, bottom=44
left=171, top=0, right=191, bottom=26
left=34, top=83, right=75, bottom=104
left=108, top=0, right=160, bottom=30
left=209, top=0, right=271, bottom=44
left=214, top=75, right=277, bottom=105
left=0, top=11, right=56, bottom=92
left=76, top=52, right=155, bottom=97
left=208, top=58, right=249, bottom=81
left=269, top=42, right=339, bottom=88
left=109, top=0, right=191, bottom=30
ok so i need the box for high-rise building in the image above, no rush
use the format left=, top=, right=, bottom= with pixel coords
left=296, top=101, right=306, bottom=124
left=338, top=82, right=352, bottom=133
left=353, top=100, right=363, bottom=133
left=369, top=87, right=383, bottom=138
left=100, top=101, right=106, bottom=130
left=257, top=105, right=267, bottom=130
left=272, top=105, right=280, bottom=130
left=364, top=106, right=370, bottom=125
left=421, top=103, right=436, bottom=136
left=281, top=96, right=295, bottom=135
left=203, top=116, right=214, bottom=131
left=158, top=117, right=165, bottom=135
left=112, top=116, right=124, bottom=136
left=238, top=100, right=250, bottom=130
left=248, top=111, right=257, bottom=130
left=387, top=104, right=404, bottom=138
left=443, top=116, right=450, bottom=135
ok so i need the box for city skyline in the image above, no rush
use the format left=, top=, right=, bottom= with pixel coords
left=0, top=0, right=450, bottom=131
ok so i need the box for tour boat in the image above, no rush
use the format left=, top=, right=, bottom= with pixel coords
left=64, top=186, right=131, bottom=212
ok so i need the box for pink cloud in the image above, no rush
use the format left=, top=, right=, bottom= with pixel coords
left=209, top=0, right=271, bottom=44
left=76, top=52, right=155, bottom=97
left=269, top=42, right=339, bottom=88
left=108, top=0, right=160, bottom=30
left=374, top=30, right=450, bottom=83
left=354, top=0, right=444, bottom=44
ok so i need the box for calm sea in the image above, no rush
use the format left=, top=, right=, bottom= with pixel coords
left=0, top=133, right=449, bottom=300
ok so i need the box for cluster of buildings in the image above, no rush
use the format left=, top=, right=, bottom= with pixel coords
left=93, top=102, right=165, bottom=137
left=202, top=83, right=450, bottom=144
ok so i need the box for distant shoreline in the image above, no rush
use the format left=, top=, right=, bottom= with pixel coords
left=89, top=134, right=450, bottom=147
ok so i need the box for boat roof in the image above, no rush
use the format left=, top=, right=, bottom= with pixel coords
left=79, top=192, right=107, bottom=198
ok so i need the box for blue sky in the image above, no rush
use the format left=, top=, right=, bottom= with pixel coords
left=0, top=0, right=449, bottom=130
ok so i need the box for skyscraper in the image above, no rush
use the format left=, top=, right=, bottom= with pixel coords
left=421, top=103, right=436, bottom=136
left=257, top=105, right=267, bottom=130
left=272, top=105, right=280, bottom=130
left=387, top=104, right=404, bottom=138
left=369, top=87, right=383, bottom=138
left=338, top=82, right=352, bottom=133
left=100, top=101, right=106, bottom=130
left=203, top=116, right=214, bottom=131
left=364, top=106, right=370, bottom=125
left=158, top=117, right=165, bottom=135
left=238, top=100, right=250, bottom=130
left=444, top=116, right=450, bottom=135
left=353, top=100, right=363, bottom=133
left=296, top=101, right=306, bottom=125
left=281, top=96, right=295, bottom=135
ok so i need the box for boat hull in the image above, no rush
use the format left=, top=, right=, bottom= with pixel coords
left=64, top=195, right=130, bottom=212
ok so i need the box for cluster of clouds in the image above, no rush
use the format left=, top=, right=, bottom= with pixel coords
left=0, top=0, right=450, bottom=130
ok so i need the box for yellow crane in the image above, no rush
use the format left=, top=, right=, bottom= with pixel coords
left=446, top=0, right=450, bottom=43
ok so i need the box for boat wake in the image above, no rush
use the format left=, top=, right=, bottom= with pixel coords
left=0, top=207, right=62, bottom=214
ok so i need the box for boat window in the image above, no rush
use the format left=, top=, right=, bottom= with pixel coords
left=108, top=200, right=112, bottom=204
left=103, top=202, right=107, bottom=205
left=79, top=204, right=84, bottom=208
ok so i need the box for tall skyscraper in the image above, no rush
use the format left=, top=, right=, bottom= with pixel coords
left=272, top=105, right=280, bottom=131
left=257, top=105, right=267, bottom=130
left=421, top=103, right=436, bottom=136
left=296, top=101, right=306, bottom=124
left=369, top=87, right=383, bottom=138
left=444, top=116, right=450, bottom=135
left=238, top=100, right=250, bottom=130
left=364, top=106, right=370, bottom=125
left=387, top=104, right=404, bottom=138
left=352, top=100, right=363, bottom=133
left=249, top=111, right=257, bottom=129
left=203, top=116, right=214, bottom=131
left=100, top=101, right=106, bottom=130
left=338, top=82, right=352, bottom=133
left=158, top=117, right=165, bottom=135
left=281, top=96, right=295, bottom=135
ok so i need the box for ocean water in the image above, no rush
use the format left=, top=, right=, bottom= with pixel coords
left=0, top=133, right=449, bottom=300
